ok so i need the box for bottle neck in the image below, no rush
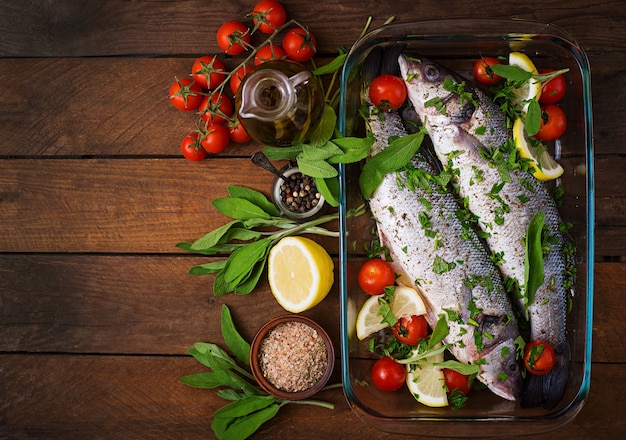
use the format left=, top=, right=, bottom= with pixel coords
left=238, top=69, right=297, bottom=122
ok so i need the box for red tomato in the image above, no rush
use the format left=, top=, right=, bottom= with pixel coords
left=252, top=0, right=287, bottom=34
left=228, top=120, right=251, bottom=143
left=169, top=78, right=203, bottom=111
left=200, top=93, right=233, bottom=125
left=282, top=28, right=317, bottom=62
left=216, top=21, right=250, bottom=55
left=230, top=65, right=253, bottom=95
left=254, top=44, right=287, bottom=65
left=371, top=356, right=406, bottom=392
left=391, top=315, right=428, bottom=346
left=191, top=56, right=226, bottom=90
left=443, top=368, right=472, bottom=394
left=535, top=104, right=567, bottom=141
left=523, top=340, right=556, bottom=376
left=538, top=68, right=567, bottom=104
left=180, top=133, right=206, bottom=161
left=200, top=124, right=230, bottom=154
left=368, top=74, right=407, bottom=111
left=357, top=258, right=395, bottom=295
left=473, top=57, right=502, bottom=86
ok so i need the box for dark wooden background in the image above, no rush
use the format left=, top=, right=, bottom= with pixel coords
left=1, top=0, right=624, bottom=438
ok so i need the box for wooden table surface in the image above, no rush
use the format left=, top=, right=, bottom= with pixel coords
left=1, top=1, right=624, bottom=438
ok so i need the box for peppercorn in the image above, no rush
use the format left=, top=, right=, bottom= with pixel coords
left=279, top=172, right=321, bottom=214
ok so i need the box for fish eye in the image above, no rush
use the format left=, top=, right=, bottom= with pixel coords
left=507, top=360, right=520, bottom=374
left=424, top=64, right=440, bottom=81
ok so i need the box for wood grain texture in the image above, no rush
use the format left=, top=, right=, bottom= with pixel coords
left=0, top=0, right=624, bottom=438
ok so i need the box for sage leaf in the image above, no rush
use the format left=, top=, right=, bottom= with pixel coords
left=434, top=360, right=479, bottom=376
left=212, top=396, right=280, bottom=440
left=312, top=52, right=347, bottom=76
left=221, top=305, right=251, bottom=366
left=307, top=104, right=337, bottom=147
left=227, top=185, right=280, bottom=217
left=300, top=142, right=340, bottom=161
left=297, top=156, right=338, bottom=178
left=213, top=197, right=271, bottom=221
left=221, top=238, right=272, bottom=285
left=490, top=64, right=533, bottom=82
left=327, top=136, right=373, bottom=164
left=189, top=260, right=227, bottom=275
left=217, top=389, right=248, bottom=401
left=189, top=220, right=240, bottom=251
left=234, top=257, right=268, bottom=295
left=179, top=371, right=227, bottom=389
left=524, top=210, right=545, bottom=313
left=524, top=99, right=541, bottom=137
left=429, top=315, right=450, bottom=349
left=359, top=129, right=426, bottom=199
left=262, top=145, right=302, bottom=161
left=314, top=176, right=339, bottom=207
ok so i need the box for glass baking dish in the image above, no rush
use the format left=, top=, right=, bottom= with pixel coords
left=338, top=19, right=594, bottom=436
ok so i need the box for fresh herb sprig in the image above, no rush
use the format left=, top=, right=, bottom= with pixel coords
left=176, top=185, right=365, bottom=295
left=181, top=305, right=335, bottom=440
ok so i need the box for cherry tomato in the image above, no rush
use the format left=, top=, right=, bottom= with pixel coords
left=169, top=78, right=203, bottom=112
left=443, top=368, right=472, bottom=394
left=371, top=356, right=406, bottom=392
left=228, top=120, right=251, bottom=143
left=368, top=74, right=407, bottom=111
left=535, top=104, right=567, bottom=141
left=200, top=93, right=233, bottom=125
left=473, top=57, right=502, bottom=86
left=191, top=56, right=226, bottom=90
left=254, top=44, right=287, bottom=65
left=180, top=133, right=206, bottom=161
left=357, top=258, right=395, bottom=295
left=391, top=314, right=428, bottom=346
left=252, top=0, right=287, bottom=34
left=282, top=28, right=317, bottom=62
left=200, top=124, right=230, bottom=154
left=230, top=65, right=253, bottom=95
left=538, top=68, right=567, bottom=104
left=216, top=21, right=250, bottom=56
left=523, top=340, right=556, bottom=376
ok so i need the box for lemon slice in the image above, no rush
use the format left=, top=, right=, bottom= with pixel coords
left=513, top=118, right=564, bottom=181
left=508, top=52, right=541, bottom=113
left=406, top=343, right=448, bottom=407
left=267, top=236, right=334, bottom=313
left=355, top=285, right=427, bottom=340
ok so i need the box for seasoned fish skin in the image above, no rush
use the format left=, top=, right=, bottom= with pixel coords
left=367, top=109, right=522, bottom=401
left=399, top=55, right=572, bottom=408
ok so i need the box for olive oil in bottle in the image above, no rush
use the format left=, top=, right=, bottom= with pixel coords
left=236, top=60, right=324, bottom=147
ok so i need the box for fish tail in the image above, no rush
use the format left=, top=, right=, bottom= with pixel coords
left=522, top=347, right=570, bottom=409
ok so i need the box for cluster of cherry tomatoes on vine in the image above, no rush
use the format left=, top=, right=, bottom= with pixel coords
left=167, top=0, right=318, bottom=161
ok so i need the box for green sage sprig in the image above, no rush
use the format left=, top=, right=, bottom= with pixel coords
left=176, top=185, right=365, bottom=296
left=180, top=305, right=335, bottom=440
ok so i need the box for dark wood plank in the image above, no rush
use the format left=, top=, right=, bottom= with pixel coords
left=0, top=54, right=621, bottom=156
left=0, top=256, right=621, bottom=364
left=0, top=158, right=339, bottom=254
left=0, top=254, right=344, bottom=355
left=0, top=354, right=623, bottom=439
left=0, top=0, right=623, bottom=57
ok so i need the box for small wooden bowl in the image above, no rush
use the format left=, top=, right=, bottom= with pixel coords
left=250, top=314, right=335, bottom=400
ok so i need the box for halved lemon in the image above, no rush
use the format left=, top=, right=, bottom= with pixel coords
left=508, top=51, right=542, bottom=113
left=267, top=236, right=334, bottom=313
left=513, top=118, right=564, bottom=181
left=405, top=343, right=448, bottom=407
left=355, top=285, right=427, bottom=340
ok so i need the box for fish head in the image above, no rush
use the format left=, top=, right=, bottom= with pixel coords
left=398, top=56, right=476, bottom=128
left=477, top=338, right=523, bottom=401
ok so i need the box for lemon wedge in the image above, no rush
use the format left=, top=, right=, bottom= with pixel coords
left=355, top=285, right=427, bottom=340
left=508, top=51, right=542, bottom=113
left=405, top=343, right=448, bottom=407
left=267, top=236, right=334, bottom=313
left=513, top=118, right=564, bottom=181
